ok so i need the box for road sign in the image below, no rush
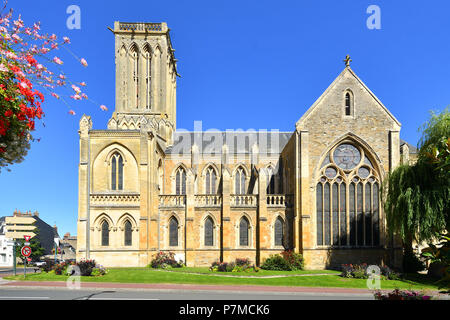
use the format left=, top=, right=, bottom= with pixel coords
left=24, top=242, right=30, bottom=246
left=24, top=235, right=31, bottom=242
left=21, top=246, right=31, bottom=257
left=26, top=258, right=31, bottom=262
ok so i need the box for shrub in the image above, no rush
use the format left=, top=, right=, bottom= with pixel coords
left=77, top=259, right=96, bottom=276
left=374, top=289, right=432, bottom=300
left=235, top=258, right=251, bottom=267
left=210, top=258, right=257, bottom=273
left=380, top=265, right=401, bottom=280
left=40, top=260, right=55, bottom=273
left=261, top=251, right=304, bottom=271
left=261, top=254, right=291, bottom=271
left=91, top=265, right=108, bottom=276
left=216, top=262, right=230, bottom=272
left=150, top=251, right=183, bottom=269
left=53, top=263, right=65, bottom=275
left=281, top=251, right=304, bottom=270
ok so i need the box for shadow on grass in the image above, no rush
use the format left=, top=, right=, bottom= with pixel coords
left=401, top=273, right=449, bottom=292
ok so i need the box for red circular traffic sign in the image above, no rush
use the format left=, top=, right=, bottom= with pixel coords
left=21, top=246, right=31, bottom=257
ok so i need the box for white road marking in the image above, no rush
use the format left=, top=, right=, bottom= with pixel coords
left=87, top=297, right=160, bottom=300
left=0, top=296, right=50, bottom=299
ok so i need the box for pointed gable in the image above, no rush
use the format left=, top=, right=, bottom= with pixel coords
left=296, top=67, right=401, bottom=131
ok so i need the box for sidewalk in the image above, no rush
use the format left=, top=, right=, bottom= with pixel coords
left=0, top=277, right=435, bottom=295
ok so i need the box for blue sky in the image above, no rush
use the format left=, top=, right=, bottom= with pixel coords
left=1, top=0, right=449, bottom=236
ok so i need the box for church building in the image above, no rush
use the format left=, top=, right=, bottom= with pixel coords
left=76, top=22, right=415, bottom=268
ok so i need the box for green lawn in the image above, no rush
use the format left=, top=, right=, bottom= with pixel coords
left=166, top=267, right=339, bottom=276
left=3, top=267, right=441, bottom=291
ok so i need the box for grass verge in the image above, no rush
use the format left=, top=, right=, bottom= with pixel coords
left=3, top=267, right=441, bottom=291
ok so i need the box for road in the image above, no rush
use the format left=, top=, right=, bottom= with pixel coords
left=0, top=267, right=39, bottom=276
left=0, top=286, right=374, bottom=300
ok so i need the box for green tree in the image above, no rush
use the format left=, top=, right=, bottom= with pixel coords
left=15, top=224, right=45, bottom=261
left=383, top=108, right=450, bottom=271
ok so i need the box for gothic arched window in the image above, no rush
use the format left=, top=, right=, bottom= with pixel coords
left=143, top=44, right=151, bottom=110
left=205, top=167, right=217, bottom=194
left=101, top=221, right=109, bottom=246
left=266, top=166, right=275, bottom=194
left=235, top=167, right=246, bottom=194
left=274, top=216, right=284, bottom=246
left=130, top=44, right=139, bottom=109
left=204, top=217, right=214, bottom=246
left=345, top=91, right=353, bottom=116
left=124, top=220, right=132, bottom=246
left=239, top=217, right=250, bottom=246
left=316, top=143, right=380, bottom=247
left=111, top=153, right=124, bottom=190
left=169, top=217, right=179, bottom=246
left=175, top=167, right=186, bottom=195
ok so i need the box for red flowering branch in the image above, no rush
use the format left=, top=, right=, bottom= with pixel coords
left=0, top=1, right=107, bottom=171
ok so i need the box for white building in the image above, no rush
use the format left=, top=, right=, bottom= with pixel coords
left=0, top=218, right=14, bottom=267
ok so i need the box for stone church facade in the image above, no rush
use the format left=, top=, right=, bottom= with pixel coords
left=76, top=22, right=414, bottom=268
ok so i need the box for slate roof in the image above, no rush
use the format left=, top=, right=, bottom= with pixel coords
left=0, top=217, right=5, bottom=235
left=400, top=139, right=418, bottom=154
left=166, top=131, right=293, bottom=155
left=32, top=216, right=60, bottom=255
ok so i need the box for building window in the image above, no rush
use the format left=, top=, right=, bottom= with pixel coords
left=235, top=167, right=246, bottom=194
left=345, top=91, right=353, bottom=116
left=175, top=167, right=186, bottom=195
left=266, top=166, right=275, bottom=194
left=131, top=44, right=139, bottom=109
left=239, top=217, right=250, bottom=246
left=274, top=217, right=284, bottom=246
left=144, top=48, right=151, bottom=110
left=111, top=153, right=124, bottom=190
left=169, top=217, right=179, bottom=246
left=204, top=217, right=214, bottom=246
left=124, top=220, right=132, bottom=246
left=205, top=167, right=217, bottom=194
left=101, top=221, right=109, bottom=246
left=316, top=142, right=380, bottom=247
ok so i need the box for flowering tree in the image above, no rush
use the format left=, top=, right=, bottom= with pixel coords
left=0, top=2, right=106, bottom=171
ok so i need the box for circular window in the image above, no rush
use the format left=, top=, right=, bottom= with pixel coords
left=333, top=144, right=361, bottom=170
left=358, top=166, right=370, bottom=179
left=325, top=167, right=337, bottom=179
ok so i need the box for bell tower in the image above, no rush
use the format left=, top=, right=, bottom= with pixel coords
left=108, top=22, right=178, bottom=143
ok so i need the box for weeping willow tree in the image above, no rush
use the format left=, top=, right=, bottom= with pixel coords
left=383, top=162, right=448, bottom=243
left=383, top=108, right=450, bottom=257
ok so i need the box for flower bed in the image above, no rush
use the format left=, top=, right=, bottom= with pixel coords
left=150, top=251, right=184, bottom=269
left=340, top=263, right=401, bottom=280
left=374, top=289, right=432, bottom=300
left=210, top=258, right=259, bottom=273
left=39, top=259, right=107, bottom=277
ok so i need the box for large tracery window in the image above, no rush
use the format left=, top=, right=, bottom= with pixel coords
left=316, top=143, right=380, bottom=247
left=111, top=153, right=124, bottom=190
